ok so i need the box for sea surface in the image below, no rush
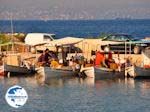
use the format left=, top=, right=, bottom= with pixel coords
left=0, top=76, right=150, bottom=112
left=0, top=19, right=150, bottom=39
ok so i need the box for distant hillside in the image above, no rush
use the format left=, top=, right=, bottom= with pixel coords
left=144, top=37, right=150, bottom=40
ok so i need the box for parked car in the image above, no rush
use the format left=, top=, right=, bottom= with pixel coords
left=100, top=34, right=150, bottom=54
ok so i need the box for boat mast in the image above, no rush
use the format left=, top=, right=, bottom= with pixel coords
left=10, top=13, right=14, bottom=53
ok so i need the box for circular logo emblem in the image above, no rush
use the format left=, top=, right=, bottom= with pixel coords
left=5, top=85, right=28, bottom=108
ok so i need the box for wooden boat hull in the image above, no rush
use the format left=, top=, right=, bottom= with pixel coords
left=36, top=67, right=78, bottom=81
left=94, top=67, right=125, bottom=80
left=0, top=64, right=34, bottom=77
left=134, top=66, right=150, bottom=78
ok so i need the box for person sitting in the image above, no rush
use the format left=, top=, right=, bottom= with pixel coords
left=44, top=48, right=52, bottom=65
left=37, top=48, right=52, bottom=66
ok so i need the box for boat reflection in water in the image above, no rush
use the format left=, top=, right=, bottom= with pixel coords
left=0, top=75, right=38, bottom=90
left=1, top=73, right=150, bottom=112
left=36, top=73, right=95, bottom=87
left=124, top=78, right=150, bottom=97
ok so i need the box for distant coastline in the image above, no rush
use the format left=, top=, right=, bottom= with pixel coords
left=0, top=18, right=150, bottom=21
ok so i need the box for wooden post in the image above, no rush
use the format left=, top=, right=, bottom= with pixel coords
left=125, top=41, right=127, bottom=58
left=129, top=41, right=132, bottom=54
left=55, top=45, right=59, bottom=57
left=10, top=13, right=15, bottom=54
left=0, top=45, right=1, bottom=53
left=61, top=45, right=64, bottom=64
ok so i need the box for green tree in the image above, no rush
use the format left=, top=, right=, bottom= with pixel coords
left=0, top=34, right=11, bottom=44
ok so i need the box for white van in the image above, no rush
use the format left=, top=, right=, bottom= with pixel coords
left=25, top=33, right=55, bottom=46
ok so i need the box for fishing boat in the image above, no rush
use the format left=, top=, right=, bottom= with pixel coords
left=126, top=65, right=150, bottom=78
left=126, top=47, right=150, bottom=78
left=94, top=67, right=124, bottom=80
left=36, top=67, right=79, bottom=81
left=0, top=64, right=34, bottom=77
left=81, top=66, right=124, bottom=79
left=125, top=65, right=150, bottom=78
left=0, top=15, right=35, bottom=77
left=133, top=47, right=150, bottom=77
left=0, top=53, right=35, bottom=77
left=82, top=51, right=125, bottom=79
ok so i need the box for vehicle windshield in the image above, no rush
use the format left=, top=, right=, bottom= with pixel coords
left=51, top=35, right=56, bottom=39
left=106, top=34, right=133, bottom=41
left=44, top=35, right=53, bottom=41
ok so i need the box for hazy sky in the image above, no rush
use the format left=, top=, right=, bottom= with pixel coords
left=0, top=0, right=150, bottom=19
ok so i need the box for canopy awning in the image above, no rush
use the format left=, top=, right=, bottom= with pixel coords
left=44, top=37, right=84, bottom=47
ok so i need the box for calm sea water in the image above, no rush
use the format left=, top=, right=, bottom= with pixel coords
left=0, top=20, right=150, bottom=111
left=0, top=19, right=150, bottom=39
left=0, top=76, right=150, bottom=112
